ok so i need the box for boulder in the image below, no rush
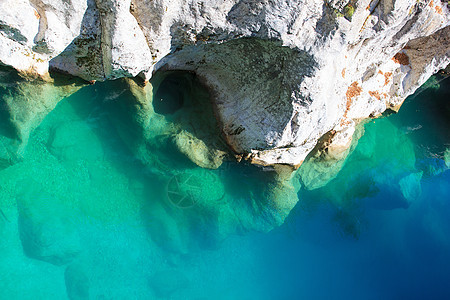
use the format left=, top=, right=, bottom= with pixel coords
left=399, top=171, right=423, bottom=204
left=17, top=182, right=81, bottom=266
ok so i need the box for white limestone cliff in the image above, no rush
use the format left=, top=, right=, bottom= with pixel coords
left=0, top=0, right=449, bottom=167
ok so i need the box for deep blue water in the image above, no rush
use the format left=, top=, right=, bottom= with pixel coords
left=0, top=73, right=449, bottom=299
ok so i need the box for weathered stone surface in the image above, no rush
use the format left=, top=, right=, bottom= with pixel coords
left=0, top=0, right=449, bottom=166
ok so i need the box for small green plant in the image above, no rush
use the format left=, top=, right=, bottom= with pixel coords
left=334, top=9, right=344, bottom=18
left=344, top=4, right=355, bottom=21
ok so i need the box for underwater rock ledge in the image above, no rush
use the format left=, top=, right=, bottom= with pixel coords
left=1, top=0, right=449, bottom=167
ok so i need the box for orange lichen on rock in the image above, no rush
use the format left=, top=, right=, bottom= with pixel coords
left=344, top=82, right=362, bottom=117
left=428, top=0, right=442, bottom=14
left=342, top=68, right=346, bottom=78
left=435, top=5, right=442, bottom=14
left=346, top=82, right=362, bottom=102
left=368, top=90, right=381, bottom=100
left=34, top=10, right=40, bottom=19
left=384, top=72, right=392, bottom=86
left=378, top=70, right=383, bottom=75
left=339, top=119, right=352, bottom=126
left=392, top=52, right=410, bottom=65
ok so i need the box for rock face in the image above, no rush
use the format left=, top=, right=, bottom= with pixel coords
left=0, top=0, right=449, bottom=166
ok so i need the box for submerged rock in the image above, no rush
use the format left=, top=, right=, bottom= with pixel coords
left=173, top=130, right=226, bottom=170
left=416, top=157, right=448, bottom=177
left=166, top=168, right=225, bottom=209
left=0, top=136, right=19, bottom=170
left=299, top=122, right=364, bottom=190
left=399, top=171, right=423, bottom=204
left=65, top=264, right=90, bottom=300
left=103, top=74, right=230, bottom=171
left=445, top=148, right=450, bottom=168
left=302, top=118, right=420, bottom=207
left=0, top=66, right=84, bottom=168
left=149, top=269, right=190, bottom=298
left=139, top=162, right=301, bottom=252
left=145, top=205, right=190, bottom=254
left=47, top=121, right=103, bottom=162
left=17, top=182, right=81, bottom=266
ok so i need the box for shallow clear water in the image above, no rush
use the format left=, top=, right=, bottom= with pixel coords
left=0, top=74, right=449, bottom=299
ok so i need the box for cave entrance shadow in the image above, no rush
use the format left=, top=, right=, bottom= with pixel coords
left=150, top=70, right=231, bottom=167
left=152, top=72, right=188, bottom=115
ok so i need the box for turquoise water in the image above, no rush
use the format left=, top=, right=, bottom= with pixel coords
left=0, top=70, right=449, bottom=299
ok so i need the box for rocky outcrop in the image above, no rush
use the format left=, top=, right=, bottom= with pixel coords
left=0, top=67, right=84, bottom=169
left=0, top=0, right=449, bottom=167
left=298, top=123, right=365, bottom=190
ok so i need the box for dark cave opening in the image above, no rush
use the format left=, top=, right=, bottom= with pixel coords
left=152, top=72, right=190, bottom=115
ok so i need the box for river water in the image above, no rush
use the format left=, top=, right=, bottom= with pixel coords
left=0, top=73, right=449, bottom=299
